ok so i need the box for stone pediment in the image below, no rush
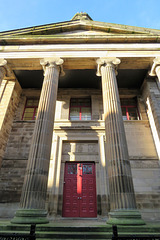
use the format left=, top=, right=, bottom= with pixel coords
left=53, top=30, right=120, bottom=36
left=0, top=12, right=160, bottom=44
left=1, top=20, right=160, bottom=37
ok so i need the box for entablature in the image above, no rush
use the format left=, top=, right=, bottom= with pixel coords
left=0, top=57, right=156, bottom=71
left=1, top=43, right=160, bottom=71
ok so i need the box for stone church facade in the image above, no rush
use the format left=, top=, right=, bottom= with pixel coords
left=0, top=13, right=160, bottom=224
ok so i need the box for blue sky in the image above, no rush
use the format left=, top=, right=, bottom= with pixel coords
left=1, top=0, right=160, bottom=32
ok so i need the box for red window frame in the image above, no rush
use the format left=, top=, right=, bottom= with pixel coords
left=22, top=99, right=39, bottom=120
left=121, top=105, right=140, bottom=120
left=69, top=98, right=92, bottom=121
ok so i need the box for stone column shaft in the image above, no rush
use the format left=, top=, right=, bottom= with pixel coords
left=97, top=58, right=144, bottom=225
left=12, top=58, right=64, bottom=224
left=21, top=58, right=63, bottom=209
left=97, top=58, right=136, bottom=210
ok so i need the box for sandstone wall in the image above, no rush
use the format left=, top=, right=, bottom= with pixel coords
left=0, top=79, right=22, bottom=168
left=0, top=87, right=159, bottom=221
left=131, top=160, right=160, bottom=221
left=142, top=78, right=160, bottom=159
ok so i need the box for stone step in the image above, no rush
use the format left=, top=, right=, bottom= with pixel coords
left=0, top=230, right=160, bottom=240
left=0, top=223, right=160, bottom=240
left=36, top=231, right=111, bottom=239
left=0, top=225, right=110, bottom=232
left=0, top=225, right=160, bottom=233
left=35, top=232, right=160, bottom=239
left=0, top=231, right=111, bottom=239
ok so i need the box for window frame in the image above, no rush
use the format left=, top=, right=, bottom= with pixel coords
left=121, top=105, right=140, bottom=120
left=22, top=98, right=39, bottom=120
left=69, top=98, right=92, bottom=121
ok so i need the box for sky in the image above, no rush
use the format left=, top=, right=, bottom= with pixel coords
left=1, top=0, right=160, bottom=32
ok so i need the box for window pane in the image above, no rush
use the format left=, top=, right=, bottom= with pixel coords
left=120, top=98, right=137, bottom=106
left=23, top=108, right=34, bottom=120
left=24, top=108, right=35, bottom=113
left=81, top=107, right=91, bottom=120
left=70, top=107, right=80, bottom=120
left=34, top=108, right=38, bottom=119
left=26, top=99, right=39, bottom=107
left=121, top=107, right=127, bottom=120
left=70, top=98, right=91, bottom=107
left=128, top=107, right=138, bottom=120
left=32, top=99, right=39, bottom=106
left=68, top=164, right=77, bottom=174
left=70, top=98, right=91, bottom=121
left=27, top=100, right=34, bottom=106
left=70, top=99, right=81, bottom=107
left=22, top=99, right=39, bottom=120
left=80, top=98, right=91, bottom=106
left=83, top=164, right=92, bottom=174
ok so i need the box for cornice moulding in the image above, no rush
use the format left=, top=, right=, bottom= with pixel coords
left=1, top=43, right=160, bottom=52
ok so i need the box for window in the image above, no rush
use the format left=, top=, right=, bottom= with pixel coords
left=22, top=99, right=39, bottom=120
left=68, top=164, right=77, bottom=174
left=121, top=98, right=140, bottom=120
left=83, top=164, right=92, bottom=174
left=69, top=98, right=91, bottom=120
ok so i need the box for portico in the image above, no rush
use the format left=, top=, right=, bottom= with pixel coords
left=6, top=56, right=142, bottom=224
left=0, top=13, right=160, bottom=225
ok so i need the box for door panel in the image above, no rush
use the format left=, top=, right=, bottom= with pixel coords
left=63, top=163, right=79, bottom=217
left=63, top=162, right=97, bottom=217
left=80, top=164, right=97, bottom=217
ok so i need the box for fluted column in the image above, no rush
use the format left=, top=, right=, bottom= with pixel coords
left=149, top=57, right=160, bottom=90
left=0, top=59, right=7, bottom=86
left=97, top=58, right=144, bottom=225
left=11, top=58, right=64, bottom=224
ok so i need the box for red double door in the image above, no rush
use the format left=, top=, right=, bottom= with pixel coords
left=62, top=162, right=97, bottom=217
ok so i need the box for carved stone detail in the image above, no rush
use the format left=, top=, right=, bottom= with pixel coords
left=40, top=58, right=65, bottom=76
left=0, top=59, right=7, bottom=85
left=96, top=57, right=121, bottom=76
left=149, top=57, right=160, bottom=89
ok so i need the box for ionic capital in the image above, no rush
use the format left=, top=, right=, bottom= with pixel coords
left=96, top=57, right=121, bottom=76
left=149, top=57, right=160, bottom=76
left=0, top=59, right=7, bottom=67
left=40, top=58, right=65, bottom=76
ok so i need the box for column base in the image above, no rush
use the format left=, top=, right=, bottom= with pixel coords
left=11, top=209, right=49, bottom=224
left=107, top=210, right=145, bottom=225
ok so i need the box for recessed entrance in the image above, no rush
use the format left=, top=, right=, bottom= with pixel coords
left=62, top=162, right=97, bottom=217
